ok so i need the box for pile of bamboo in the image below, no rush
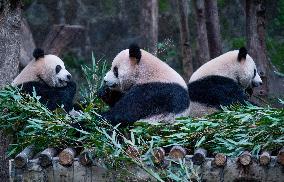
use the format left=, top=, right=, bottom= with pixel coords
left=9, top=145, right=284, bottom=181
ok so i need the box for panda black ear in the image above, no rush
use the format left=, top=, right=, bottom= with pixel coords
left=129, top=43, right=141, bottom=63
left=33, top=48, right=45, bottom=60
left=237, top=47, right=247, bottom=62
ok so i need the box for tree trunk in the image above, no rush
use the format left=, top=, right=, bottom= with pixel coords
left=205, top=0, right=222, bottom=58
left=193, top=0, right=210, bottom=67
left=140, top=0, right=158, bottom=55
left=246, top=0, right=268, bottom=98
left=245, top=0, right=284, bottom=104
left=0, top=0, right=22, bottom=180
left=20, top=17, right=36, bottom=69
left=176, top=0, right=193, bottom=79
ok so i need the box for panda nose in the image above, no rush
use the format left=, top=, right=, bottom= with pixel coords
left=67, top=74, right=72, bottom=80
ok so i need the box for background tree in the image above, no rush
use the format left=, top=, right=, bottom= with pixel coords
left=140, top=0, right=158, bottom=55
left=176, top=0, right=193, bottom=79
left=246, top=0, right=284, bottom=105
left=205, top=0, right=222, bottom=58
left=193, top=0, right=210, bottom=67
left=0, top=0, right=22, bottom=179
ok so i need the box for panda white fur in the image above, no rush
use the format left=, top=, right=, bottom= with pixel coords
left=12, top=48, right=76, bottom=112
left=99, top=44, right=190, bottom=126
left=188, top=47, right=263, bottom=117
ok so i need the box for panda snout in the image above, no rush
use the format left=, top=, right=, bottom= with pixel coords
left=252, top=80, right=262, bottom=87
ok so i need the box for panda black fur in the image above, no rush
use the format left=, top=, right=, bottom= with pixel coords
left=99, top=44, right=189, bottom=126
left=12, top=48, right=76, bottom=112
left=188, top=47, right=263, bottom=117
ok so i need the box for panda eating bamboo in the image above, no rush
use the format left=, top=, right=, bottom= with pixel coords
left=12, top=48, right=76, bottom=112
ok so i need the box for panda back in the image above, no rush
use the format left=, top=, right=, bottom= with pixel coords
left=188, top=75, right=248, bottom=108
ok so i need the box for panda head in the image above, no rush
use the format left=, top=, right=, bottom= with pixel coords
left=236, top=47, right=262, bottom=89
left=33, top=48, right=72, bottom=87
left=103, top=44, right=142, bottom=92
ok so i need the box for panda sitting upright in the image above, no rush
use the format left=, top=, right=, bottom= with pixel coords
left=12, top=48, right=76, bottom=112
left=99, top=44, right=190, bottom=126
left=188, top=47, right=262, bottom=117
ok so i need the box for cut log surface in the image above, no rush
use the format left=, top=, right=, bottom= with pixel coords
left=238, top=151, right=252, bottom=166
left=38, top=148, right=58, bottom=167
left=59, top=148, right=76, bottom=166
left=277, top=148, right=284, bottom=165
left=259, top=151, right=271, bottom=166
left=169, top=146, right=187, bottom=159
left=152, top=147, right=165, bottom=164
left=78, top=149, right=94, bottom=166
left=126, top=146, right=140, bottom=158
left=192, top=148, right=207, bottom=165
left=42, top=24, right=84, bottom=55
left=14, top=145, right=35, bottom=168
left=214, top=153, right=227, bottom=167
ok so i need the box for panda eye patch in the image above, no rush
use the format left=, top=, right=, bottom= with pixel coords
left=56, top=65, right=62, bottom=74
left=253, top=69, right=256, bottom=78
left=113, top=66, right=118, bottom=77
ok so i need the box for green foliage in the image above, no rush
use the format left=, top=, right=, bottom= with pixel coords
left=159, top=0, right=170, bottom=13
left=80, top=53, right=107, bottom=106
left=1, top=85, right=283, bottom=181
left=132, top=104, right=284, bottom=157
left=266, top=38, right=284, bottom=73
left=231, top=37, right=246, bottom=49
left=274, top=0, right=284, bottom=28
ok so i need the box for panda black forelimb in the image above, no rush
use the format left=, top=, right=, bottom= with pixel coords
left=101, top=82, right=189, bottom=126
left=97, top=85, right=124, bottom=107
left=19, top=81, right=76, bottom=112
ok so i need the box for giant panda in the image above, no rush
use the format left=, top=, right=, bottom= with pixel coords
left=188, top=47, right=262, bottom=117
left=12, top=48, right=76, bottom=112
left=99, top=44, right=190, bottom=126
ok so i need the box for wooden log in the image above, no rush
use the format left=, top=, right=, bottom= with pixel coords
left=38, top=148, right=58, bottom=167
left=78, top=149, right=94, bottom=166
left=125, top=146, right=140, bottom=158
left=14, top=145, right=35, bottom=168
left=59, top=148, right=76, bottom=166
left=213, top=153, right=227, bottom=167
left=41, top=24, right=84, bottom=56
left=277, top=148, right=284, bottom=165
left=169, top=146, right=187, bottom=159
left=238, top=151, right=252, bottom=166
left=152, top=147, right=165, bottom=164
left=192, top=148, right=207, bottom=165
left=259, top=151, right=270, bottom=166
